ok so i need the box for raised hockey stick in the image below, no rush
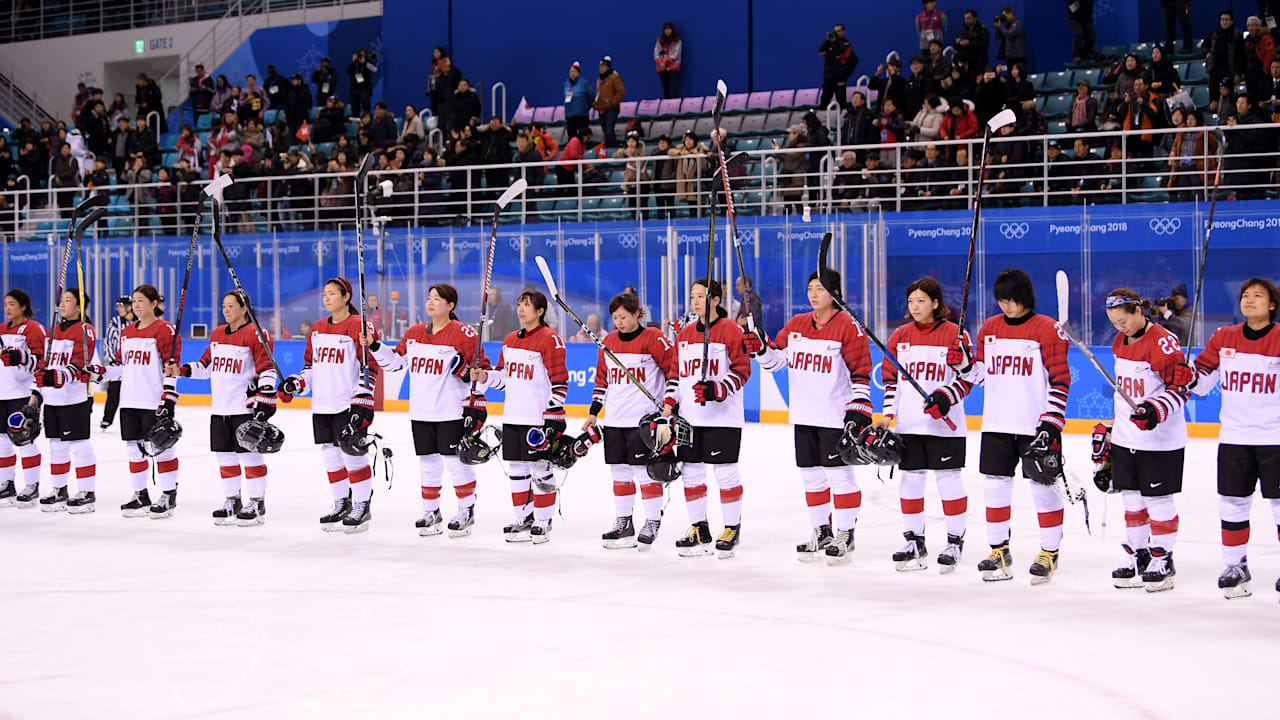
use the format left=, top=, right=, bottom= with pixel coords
left=698, top=102, right=722, bottom=399
left=72, top=205, right=107, bottom=392
left=1185, top=128, right=1227, bottom=354
left=1049, top=270, right=1090, bottom=522
left=819, top=232, right=956, bottom=430
left=956, top=108, right=1017, bottom=347
left=167, top=174, right=232, bottom=365
left=46, top=195, right=109, bottom=367
left=710, top=79, right=757, bottom=337
left=1054, top=270, right=1139, bottom=412
left=468, top=177, right=529, bottom=397
left=352, top=153, right=376, bottom=389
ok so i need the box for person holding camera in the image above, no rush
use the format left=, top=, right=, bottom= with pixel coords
left=348, top=48, right=377, bottom=119
left=1153, top=283, right=1191, bottom=346
left=819, top=24, right=857, bottom=112
left=993, top=7, right=1027, bottom=71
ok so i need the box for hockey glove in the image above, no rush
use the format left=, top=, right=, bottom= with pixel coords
left=247, top=385, right=278, bottom=420
left=741, top=331, right=767, bottom=357
left=844, top=403, right=873, bottom=433
left=1090, top=423, right=1111, bottom=464
left=156, top=389, right=178, bottom=420
left=1129, top=401, right=1164, bottom=432
left=462, top=394, right=488, bottom=435
left=36, top=368, right=68, bottom=388
left=280, top=374, right=306, bottom=397
left=348, top=390, right=375, bottom=433
left=693, top=379, right=730, bottom=404
left=1171, top=361, right=1195, bottom=391
left=449, top=354, right=471, bottom=381
left=923, top=387, right=958, bottom=421
left=1036, top=413, right=1065, bottom=445
left=528, top=408, right=567, bottom=453
left=945, top=341, right=974, bottom=374
left=0, top=347, right=27, bottom=367
left=82, top=364, right=106, bottom=384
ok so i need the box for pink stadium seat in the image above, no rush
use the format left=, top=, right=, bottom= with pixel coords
left=619, top=101, right=637, bottom=117
left=724, top=93, right=748, bottom=111
left=747, top=91, right=771, bottom=109
left=532, top=107, right=554, bottom=124
left=552, top=106, right=565, bottom=122
left=769, top=90, right=795, bottom=108
left=680, top=97, right=702, bottom=114
left=794, top=88, right=820, bottom=106
left=637, top=99, right=661, bottom=116
left=658, top=98, right=682, bottom=115
left=701, top=95, right=717, bottom=113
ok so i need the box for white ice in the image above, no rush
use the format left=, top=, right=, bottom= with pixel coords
left=2, top=405, right=1278, bottom=720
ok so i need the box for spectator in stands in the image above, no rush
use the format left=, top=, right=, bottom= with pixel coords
left=1112, top=53, right=1143, bottom=102
left=430, top=53, right=463, bottom=131
left=240, top=74, right=266, bottom=123
left=918, top=144, right=952, bottom=209
left=109, top=116, right=134, bottom=175
left=650, top=135, right=677, bottom=217
left=942, top=147, right=970, bottom=208
left=85, top=159, right=111, bottom=204
left=208, top=111, right=241, bottom=173
left=108, top=93, right=129, bottom=124
left=285, top=74, right=313, bottom=139
left=1167, top=110, right=1214, bottom=201
left=312, top=58, right=338, bottom=104
left=1044, top=140, right=1074, bottom=205
left=954, top=10, right=990, bottom=77
left=151, top=167, right=177, bottom=235
left=615, top=131, right=649, bottom=196
left=902, top=57, right=930, bottom=120
left=853, top=151, right=892, bottom=201
left=1163, top=0, right=1194, bottom=55
left=973, top=65, right=1006, bottom=124
left=513, top=132, right=545, bottom=188
left=776, top=125, right=808, bottom=209
left=349, top=48, right=377, bottom=119
left=119, top=155, right=152, bottom=204
left=672, top=130, right=710, bottom=207
left=1262, top=57, right=1280, bottom=115
left=1067, top=0, right=1096, bottom=64
left=51, top=141, right=78, bottom=210
left=1153, top=283, right=1191, bottom=345
left=989, top=122, right=1029, bottom=206
left=444, top=123, right=480, bottom=214
left=916, top=0, right=948, bottom=54
left=562, top=62, right=593, bottom=142
left=907, top=95, right=947, bottom=142
left=993, top=7, right=1027, bottom=70
left=314, top=96, right=346, bottom=143
left=174, top=124, right=198, bottom=171
left=133, top=117, right=159, bottom=168
left=1213, top=77, right=1238, bottom=118
left=0, top=138, right=11, bottom=182
left=655, top=22, right=683, bottom=100
left=447, top=79, right=483, bottom=134
left=73, top=82, right=90, bottom=119
left=1098, top=144, right=1127, bottom=203
left=594, top=56, right=626, bottom=149
left=17, top=142, right=42, bottom=186
left=241, top=118, right=266, bottom=155
left=1158, top=106, right=1186, bottom=156
left=370, top=103, right=397, bottom=149
left=1225, top=94, right=1269, bottom=200
left=871, top=57, right=907, bottom=113
left=819, top=23, right=856, bottom=112
left=479, top=116, right=514, bottom=199
left=734, top=276, right=763, bottom=332
left=947, top=60, right=973, bottom=98
left=1245, top=16, right=1277, bottom=101
left=1000, top=62, right=1035, bottom=116
left=845, top=90, right=877, bottom=151
left=1067, top=80, right=1098, bottom=133
left=1122, top=76, right=1169, bottom=162
left=189, top=64, right=214, bottom=123
left=212, top=75, right=233, bottom=112
left=940, top=97, right=978, bottom=154
left=526, top=124, right=559, bottom=161
left=1068, top=137, right=1099, bottom=204
left=1205, top=11, right=1244, bottom=101
left=873, top=97, right=906, bottom=161
left=263, top=64, right=287, bottom=111
left=77, top=100, right=110, bottom=159
left=927, top=39, right=953, bottom=84
left=896, top=150, right=925, bottom=208
left=416, top=147, right=444, bottom=220
left=10, top=119, right=37, bottom=151
left=486, top=287, right=516, bottom=339
left=833, top=150, right=862, bottom=204
left=1146, top=45, right=1180, bottom=99
left=570, top=314, right=603, bottom=343
left=401, top=105, right=425, bottom=147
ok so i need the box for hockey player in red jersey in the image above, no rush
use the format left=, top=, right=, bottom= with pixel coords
left=875, top=276, right=973, bottom=572
left=585, top=291, right=678, bottom=550
left=0, top=289, right=46, bottom=509
left=166, top=291, right=277, bottom=526
left=280, top=278, right=380, bottom=533
left=1190, top=278, right=1280, bottom=599
left=116, top=284, right=182, bottom=518
left=35, top=288, right=102, bottom=513
left=744, top=269, right=871, bottom=565
left=368, top=283, right=484, bottom=538
left=1095, top=289, right=1190, bottom=592
left=669, top=278, right=751, bottom=558
left=472, top=290, right=568, bottom=544
left=951, top=269, right=1072, bottom=584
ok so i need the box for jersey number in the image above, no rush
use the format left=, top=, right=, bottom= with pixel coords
left=1157, top=336, right=1178, bottom=356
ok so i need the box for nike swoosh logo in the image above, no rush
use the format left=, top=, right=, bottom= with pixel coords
left=940, top=456, right=952, bottom=462
left=710, top=451, right=722, bottom=457
left=828, top=454, right=840, bottom=460
left=1150, top=482, right=1162, bottom=488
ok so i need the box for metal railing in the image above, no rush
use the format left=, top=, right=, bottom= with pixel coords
left=0, top=69, right=57, bottom=126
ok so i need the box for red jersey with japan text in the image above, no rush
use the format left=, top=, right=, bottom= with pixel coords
left=882, top=319, right=971, bottom=437
left=372, top=320, right=482, bottom=422
left=675, top=316, right=751, bottom=429
left=485, top=325, right=568, bottom=426
left=772, top=311, right=872, bottom=430
left=973, top=312, right=1070, bottom=435
left=0, top=319, right=46, bottom=401
left=1193, top=322, right=1280, bottom=446
left=592, top=327, right=677, bottom=427
left=1111, top=322, right=1187, bottom=452
left=44, top=319, right=96, bottom=407
left=185, top=323, right=276, bottom=417
left=298, top=314, right=378, bottom=415
left=118, top=319, right=179, bottom=409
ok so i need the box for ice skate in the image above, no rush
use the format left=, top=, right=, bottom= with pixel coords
left=212, top=496, right=242, bottom=526
left=637, top=517, right=661, bottom=551
left=715, top=524, right=740, bottom=559
left=15, top=484, right=39, bottom=508
left=892, top=531, right=928, bottom=571
left=416, top=508, right=444, bottom=536
left=825, top=528, right=855, bottom=566
left=675, top=521, right=714, bottom=557
left=447, top=506, right=475, bottom=538
left=797, top=524, right=833, bottom=563
left=320, top=497, right=352, bottom=532
left=236, top=498, right=265, bottom=527
left=503, top=513, right=533, bottom=542
left=39, top=486, right=69, bottom=512
left=342, top=500, right=371, bottom=533
left=937, top=534, right=964, bottom=574
left=1029, top=549, right=1059, bottom=585
left=1141, top=548, right=1175, bottom=592
left=67, top=491, right=95, bottom=514
left=120, top=489, right=151, bottom=518
left=977, top=543, right=1013, bottom=581
left=602, top=516, right=637, bottom=549
left=530, top=518, right=552, bottom=544
left=1112, top=544, right=1150, bottom=589
left=149, top=489, right=177, bottom=519
left=0, top=479, right=15, bottom=507
left=1218, top=562, right=1251, bottom=599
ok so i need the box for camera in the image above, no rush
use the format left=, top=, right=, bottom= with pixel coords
left=826, top=31, right=836, bottom=41
left=993, top=16, right=1002, bottom=25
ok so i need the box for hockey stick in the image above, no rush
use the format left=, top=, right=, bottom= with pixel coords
left=353, top=153, right=376, bottom=389
left=46, top=195, right=108, bottom=367
left=1048, top=270, right=1090, bottom=523
left=1054, top=270, right=1139, bottom=412
left=819, top=232, right=956, bottom=430
left=1185, top=128, right=1227, bottom=354
left=72, top=205, right=107, bottom=393
left=468, top=177, right=529, bottom=398
left=534, top=255, right=664, bottom=410
left=167, top=175, right=231, bottom=365
left=710, top=79, right=758, bottom=336
left=956, top=108, right=1017, bottom=347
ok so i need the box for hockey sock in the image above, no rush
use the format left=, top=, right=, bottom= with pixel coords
left=1146, top=495, right=1178, bottom=551
left=507, top=461, right=533, bottom=519
left=681, top=462, right=709, bottom=524
left=0, top=431, right=16, bottom=483
left=637, top=466, right=663, bottom=522
left=418, top=454, right=444, bottom=512
left=827, top=465, right=862, bottom=532
left=70, top=439, right=96, bottom=493
left=242, top=453, right=266, bottom=497
left=18, top=443, right=40, bottom=488
left=155, top=447, right=179, bottom=492
left=611, top=464, right=636, bottom=518
left=935, top=469, right=968, bottom=539
left=531, top=465, right=557, bottom=522
left=983, top=474, right=1014, bottom=546
left=1029, top=480, right=1065, bottom=552
left=899, top=470, right=927, bottom=536
left=321, top=444, right=349, bottom=501
left=126, top=442, right=148, bottom=492
left=1122, top=490, right=1151, bottom=550
left=48, top=438, right=70, bottom=490
left=800, top=467, right=831, bottom=528
left=346, top=461, right=372, bottom=503
left=1271, top=498, right=1280, bottom=544
left=443, top=456, right=476, bottom=509
left=216, top=451, right=242, bottom=497
left=1219, top=494, right=1252, bottom=566
left=716, top=463, right=743, bottom=526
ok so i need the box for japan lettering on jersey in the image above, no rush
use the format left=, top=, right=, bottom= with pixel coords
left=374, top=320, right=481, bottom=422
left=882, top=320, right=971, bottom=438
left=974, top=313, right=1070, bottom=435
left=773, top=311, right=872, bottom=430
left=1193, top=323, right=1280, bottom=446
left=44, top=320, right=96, bottom=406
left=298, top=315, right=379, bottom=414
left=185, top=323, right=276, bottom=416
left=675, top=317, right=752, bottom=428
left=1111, top=322, right=1187, bottom=452
left=593, top=327, right=677, bottom=427
left=0, top=319, right=46, bottom=401
left=118, top=320, right=179, bottom=409
left=487, top=325, right=568, bottom=426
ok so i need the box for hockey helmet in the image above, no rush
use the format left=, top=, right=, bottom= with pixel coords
left=141, top=416, right=183, bottom=456
left=853, top=425, right=904, bottom=466
left=548, top=427, right=601, bottom=470
left=236, top=418, right=285, bottom=454
left=6, top=406, right=40, bottom=447
left=337, top=422, right=375, bottom=457
left=458, top=426, right=501, bottom=466
left=638, top=411, right=692, bottom=456
left=837, top=423, right=871, bottom=465
left=1021, top=431, right=1065, bottom=487
left=645, top=454, right=682, bottom=484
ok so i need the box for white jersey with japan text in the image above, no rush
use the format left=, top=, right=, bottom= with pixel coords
left=118, top=319, right=179, bottom=410
left=1193, top=322, right=1280, bottom=446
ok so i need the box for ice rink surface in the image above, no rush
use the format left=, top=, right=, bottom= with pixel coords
left=2, top=405, right=1278, bottom=719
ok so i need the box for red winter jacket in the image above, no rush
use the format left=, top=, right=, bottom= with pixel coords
left=941, top=109, right=979, bottom=141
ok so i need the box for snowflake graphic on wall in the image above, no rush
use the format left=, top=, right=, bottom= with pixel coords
left=298, top=47, right=326, bottom=80
left=1070, top=365, right=1080, bottom=385
left=1078, top=389, right=1113, bottom=420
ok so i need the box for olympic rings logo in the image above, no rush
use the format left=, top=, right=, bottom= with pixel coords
left=998, top=222, right=1030, bottom=239
left=618, top=233, right=639, bottom=249
left=1149, top=218, right=1181, bottom=235
left=507, top=235, right=530, bottom=251
left=226, top=245, right=241, bottom=259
